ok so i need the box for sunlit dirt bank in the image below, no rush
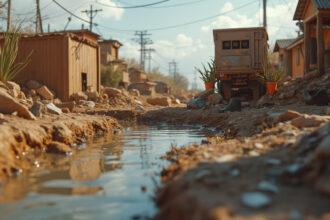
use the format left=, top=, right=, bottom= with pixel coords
left=0, top=113, right=120, bottom=184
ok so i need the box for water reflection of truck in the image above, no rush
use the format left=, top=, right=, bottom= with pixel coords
left=213, top=27, right=268, bottom=101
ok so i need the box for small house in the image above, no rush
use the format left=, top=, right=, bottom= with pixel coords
left=155, top=81, right=171, bottom=94
left=128, top=82, right=156, bottom=96
left=99, top=39, right=130, bottom=87
left=9, top=30, right=101, bottom=101
left=294, top=0, right=330, bottom=74
left=273, top=38, right=297, bottom=74
left=273, top=37, right=305, bottom=78
left=99, top=39, right=122, bottom=65
left=128, top=67, right=147, bottom=83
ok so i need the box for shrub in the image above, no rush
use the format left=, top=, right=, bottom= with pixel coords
left=195, top=59, right=216, bottom=83
left=101, top=65, right=123, bottom=87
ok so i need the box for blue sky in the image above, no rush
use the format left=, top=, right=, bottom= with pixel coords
left=13, top=0, right=300, bottom=88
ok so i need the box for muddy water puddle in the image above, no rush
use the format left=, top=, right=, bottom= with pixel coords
left=0, top=124, right=206, bottom=220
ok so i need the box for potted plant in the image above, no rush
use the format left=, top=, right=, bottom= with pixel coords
left=196, top=59, right=216, bottom=90
left=258, top=62, right=284, bottom=95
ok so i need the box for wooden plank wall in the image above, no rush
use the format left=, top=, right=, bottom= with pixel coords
left=14, top=36, right=70, bottom=100
left=68, top=37, right=99, bottom=96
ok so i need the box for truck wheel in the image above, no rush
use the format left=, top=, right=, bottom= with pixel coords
left=221, top=81, right=232, bottom=101
left=251, top=81, right=263, bottom=101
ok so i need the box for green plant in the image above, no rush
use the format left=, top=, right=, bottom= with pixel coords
left=258, top=61, right=284, bottom=83
left=0, top=27, right=32, bottom=82
left=195, top=59, right=216, bottom=83
left=101, top=64, right=123, bottom=87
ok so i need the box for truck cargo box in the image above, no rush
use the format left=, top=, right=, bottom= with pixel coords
left=213, top=27, right=268, bottom=79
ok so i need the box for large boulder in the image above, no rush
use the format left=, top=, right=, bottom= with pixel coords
left=85, top=91, right=100, bottom=102
left=36, top=85, right=54, bottom=100
left=0, top=89, right=36, bottom=120
left=147, top=97, right=171, bottom=107
left=103, top=87, right=122, bottom=98
left=70, top=91, right=88, bottom=102
left=26, top=80, right=42, bottom=90
left=5, top=81, right=21, bottom=98
left=55, top=101, right=76, bottom=111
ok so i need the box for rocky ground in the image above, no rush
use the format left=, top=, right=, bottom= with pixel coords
left=1, top=72, right=330, bottom=219
left=151, top=73, right=330, bottom=220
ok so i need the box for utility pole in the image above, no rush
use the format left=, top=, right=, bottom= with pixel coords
left=133, top=31, right=153, bottom=72
left=263, top=0, right=267, bottom=28
left=7, top=0, right=11, bottom=31
left=169, top=60, right=179, bottom=80
left=144, top=48, right=156, bottom=73
left=81, top=5, right=102, bottom=31
left=35, top=0, right=43, bottom=33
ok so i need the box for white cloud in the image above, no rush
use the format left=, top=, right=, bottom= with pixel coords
left=201, top=0, right=299, bottom=42
left=221, top=2, right=234, bottom=13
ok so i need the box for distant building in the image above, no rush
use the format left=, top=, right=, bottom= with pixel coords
left=99, top=39, right=122, bottom=65
left=99, top=39, right=130, bottom=87
left=128, top=67, right=147, bottom=83
left=155, top=81, right=171, bottom=94
left=128, top=82, right=156, bottom=96
left=5, top=30, right=101, bottom=101
left=274, top=37, right=305, bottom=78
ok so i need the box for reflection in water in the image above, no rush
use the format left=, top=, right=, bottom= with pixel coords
left=0, top=125, right=205, bottom=220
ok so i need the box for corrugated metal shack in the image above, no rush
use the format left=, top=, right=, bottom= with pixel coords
left=9, top=30, right=100, bottom=101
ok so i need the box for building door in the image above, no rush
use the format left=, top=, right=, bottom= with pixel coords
left=81, top=73, right=87, bottom=91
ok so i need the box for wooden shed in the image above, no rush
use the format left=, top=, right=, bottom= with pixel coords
left=294, top=0, right=330, bottom=74
left=10, top=30, right=100, bottom=101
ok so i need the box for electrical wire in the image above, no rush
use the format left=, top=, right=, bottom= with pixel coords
left=145, top=0, right=259, bottom=31
left=94, top=0, right=170, bottom=9
left=147, top=0, right=207, bottom=9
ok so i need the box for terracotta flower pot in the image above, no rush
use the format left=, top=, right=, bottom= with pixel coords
left=204, top=82, right=214, bottom=90
left=266, top=82, right=278, bottom=95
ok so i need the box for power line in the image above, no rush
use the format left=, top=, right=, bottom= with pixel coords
left=145, top=48, right=156, bottom=73
left=148, top=0, right=207, bottom=9
left=144, top=0, right=259, bottom=31
left=81, top=4, right=102, bottom=31
left=94, top=0, right=170, bottom=9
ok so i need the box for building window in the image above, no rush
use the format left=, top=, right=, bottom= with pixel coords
left=81, top=73, right=87, bottom=91
left=241, top=40, right=249, bottom=49
left=232, top=41, right=240, bottom=49
left=296, top=47, right=300, bottom=65
left=223, top=41, right=231, bottom=50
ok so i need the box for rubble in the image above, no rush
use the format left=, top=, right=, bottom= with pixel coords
left=70, top=91, right=88, bottom=102
left=26, top=80, right=42, bottom=90
left=46, top=103, right=62, bottom=115
left=0, top=89, right=36, bottom=120
left=147, top=97, right=171, bottom=107
left=241, top=192, right=271, bottom=209
left=36, top=85, right=54, bottom=100
left=46, top=141, right=73, bottom=155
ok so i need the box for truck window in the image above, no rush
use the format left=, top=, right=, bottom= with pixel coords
left=223, top=41, right=231, bottom=50
left=241, top=40, right=249, bottom=49
left=232, top=41, right=240, bottom=49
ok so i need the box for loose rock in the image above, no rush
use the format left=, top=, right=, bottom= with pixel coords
left=241, top=192, right=271, bottom=209
left=36, top=85, right=54, bottom=100
left=0, top=89, right=36, bottom=120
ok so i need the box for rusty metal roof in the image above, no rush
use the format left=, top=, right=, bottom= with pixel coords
left=273, top=38, right=297, bottom=52
left=294, top=0, right=330, bottom=20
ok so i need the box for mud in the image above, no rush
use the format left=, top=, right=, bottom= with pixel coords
left=0, top=113, right=120, bottom=184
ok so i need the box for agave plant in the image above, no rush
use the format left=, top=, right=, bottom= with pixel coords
left=0, top=27, right=32, bottom=82
left=258, top=61, right=284, bottom=83
left=195, top=59, right=216, bottom=83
